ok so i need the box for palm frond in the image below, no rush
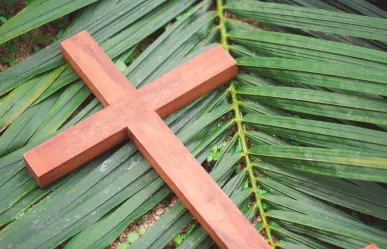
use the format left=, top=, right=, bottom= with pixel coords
left=0, top=0, right=101, bottom=45
left=229, top=30, right=387, bottom=68
left=1, top=0, right=387, bottom=248
left=225, top=2, right=387, bottom=41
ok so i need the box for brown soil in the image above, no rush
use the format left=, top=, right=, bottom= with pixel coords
left=0, top=1, right=71, bottom=71
left=109, top=195, right=180, bottom=249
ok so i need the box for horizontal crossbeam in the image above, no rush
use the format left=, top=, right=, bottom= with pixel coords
left=25, top=37, right=237, bottom=186
left=24, top=31, right=270, bottom=249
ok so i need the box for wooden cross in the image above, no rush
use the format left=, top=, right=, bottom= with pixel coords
left=24, top=31, right=270, bottom=249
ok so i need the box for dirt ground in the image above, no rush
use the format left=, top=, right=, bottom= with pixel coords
left=108, top=196, right=180, bottom=249
left=0, top=1, right=71, bottom=71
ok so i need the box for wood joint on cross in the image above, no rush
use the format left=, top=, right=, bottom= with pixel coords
left=23, top=30, right=270, bottom=249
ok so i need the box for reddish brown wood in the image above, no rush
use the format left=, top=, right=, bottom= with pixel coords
left=61, top=30, right=136, bottom=107
left=132, top=46, right=237, bottom=118
left=24, top=32, right=237, bottom=187
left=364, top=244, right=379, bottom=249
left=24, top=31, right=271, bottom=249
left=128, top=111, right=269, bottom=249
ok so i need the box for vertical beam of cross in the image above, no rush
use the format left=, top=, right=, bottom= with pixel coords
left=60, top=31, right=136, bottom=107
left=24, top=31, right=271, bottom=249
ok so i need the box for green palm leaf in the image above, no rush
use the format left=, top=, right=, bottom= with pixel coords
left=225, top=2, right=387, bottom=41
left=1, top=0, right=387, bottom=248
left=237, top=57, right=387, bottom=96
left=237, top=85, right=387, bottom=124
left=229, top=30, right=387, bottom=68
left=250, top=145, right=387, bottom=182
left=268, top=210, right=387, bottom=247
left=0, top=0, right=100, bottom=45
left=243, top=114, right=387, bottom=152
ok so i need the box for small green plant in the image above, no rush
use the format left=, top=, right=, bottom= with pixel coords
left=206, top=142, right=227, bottom=162
left=173, top=233, right=188, bottom=246
left=172, top=224, right=195, bottom=246
left=0, top=17, right=7, bottom=24
left=0, top=40, right=18, bottom=66
left=138, top=227, right=146, bottom=236
left=127, top=231, right=139, bottom=244
left=116, top=243, right=130, bottom=249
left=0, top=9, right=8, bottom=24
left=115, top=231, right=139, bottom=249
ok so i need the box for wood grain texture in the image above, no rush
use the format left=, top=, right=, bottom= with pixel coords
left=24, top=106, right=135, bottom=187
left=60, top=31, right=136, bottom=107
left=128, top=111, right=269, bottom=249
left=134, top=45, right=237, bottom=118
left=25, top=36, right=237, bottom=187
left=24, top=31, right=270, bottom=249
